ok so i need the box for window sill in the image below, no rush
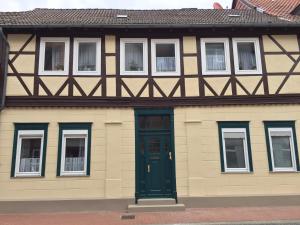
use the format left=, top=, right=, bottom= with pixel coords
left=12, top=175, right=44, bottom=179
left=270, top=170, right=299, bottom=174
left=221, top=171, right=253, bottom=174
left=58, top=174, right=90, bottom=178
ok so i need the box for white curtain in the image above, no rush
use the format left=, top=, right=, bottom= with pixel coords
left=125, top=43, right=143, bottom=71
left=156, top=57, right=175, bottom=72
left=238, top=43, right=257, bottom=70
left=65, top=157, right=84, bottom=171
left=78, top=43, right=96, bottom=71
left=19, top=158, right=40, bottom=172
left=225, top=138, right=246, bottom=168
left=206, top=43, right=226, bottom=71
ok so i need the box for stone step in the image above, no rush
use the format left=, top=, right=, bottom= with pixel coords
left=137, top=198, right=176, bottom=205
left=127, top=203, right=185, bottom=212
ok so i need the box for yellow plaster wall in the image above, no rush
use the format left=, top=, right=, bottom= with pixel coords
left=7, top=34, right=36, bottom=52
left=6, top=76, right=34, bottom=96
left=174, top=105, right=300, bottom=197
left=105, top=35, right=116, bottom=54
left=0, top=108, right=134, bottom=201
left=1, top=105, right=300, bottom=200
left=106, top=56, right=116, bottom=75
left=265, top=55, right=294, bottom=73
left=183, top=57, right=198, bottom=75
left=183, top=36, right=197, bottom=54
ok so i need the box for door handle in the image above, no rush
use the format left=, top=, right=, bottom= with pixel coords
left=147, top=164, right=151, bottom=173
left=169, top=152, right=172, bottom=160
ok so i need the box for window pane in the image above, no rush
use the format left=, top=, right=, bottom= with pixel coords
left=156, top=44, right=176, bottom=72
left=206, top=43, right=226, bottom=71
left=64, top=137, right=85, bottom=172
left=138, top=115, right=170, bottom=130
left=224, top=137, right=246, bottom=168
left=78, top=42, right=96, bottom=71
left=125, top=43, right=143, bottom=71
left=44, top=42, right=65, bottom=71
left=19, top=138, right=41, bottom=173
left=237, top=42, right=257, bottom=70
left=271, top=136, right=293, bottom=168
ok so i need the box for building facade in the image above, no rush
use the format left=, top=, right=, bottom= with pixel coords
left=0, top=8, right=300, bottom=209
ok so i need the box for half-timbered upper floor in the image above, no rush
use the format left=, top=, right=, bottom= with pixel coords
left=1, top=8, right=300, bottom=107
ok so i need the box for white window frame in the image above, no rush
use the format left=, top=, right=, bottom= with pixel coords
left=120, top=38, right=148, bottom=75
left=60, top=130, right=88, bottom=176
left=221, top=128, right=250, bottom=173
left=201, top=38, right=231, bottom=75
left=232, top=38, right=262, bottom=75
left=15, top=130, right=44, bottom=177
left=38, top=37, right=70, bottom=76
left=151, top=39, right=181, bottom=76
left=268, top=127, right=297, bottom=172
left=73, top=38, right=101, bottom=76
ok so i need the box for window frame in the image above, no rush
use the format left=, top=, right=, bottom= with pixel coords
left=232, top=37, right=262, bottom=75
left=201, top=38, right=231, bottom=75
left=264, top=121, right=300, bottom=172
left=11, top=123, right=48, bottom=178
left=73, top=38, right=101, bottom=76
left=120, top=38, right=148, bottom=75
left=38, top=37, right=70, bottom=76
left=57, top=123, right=92, bottom=177
left=218, top=121, right=253, bottom=173
left=151, top=39, right=181, bottom=76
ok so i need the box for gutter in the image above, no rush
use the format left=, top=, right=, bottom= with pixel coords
left=0, top=27, right=9, bottom=111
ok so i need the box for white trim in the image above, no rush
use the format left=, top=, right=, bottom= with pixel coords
left=15, top=130, right=44, bottom=177
left=268, top=127, right=297, bottom=172
left=232, top=38, right=262, bottom=75
left=73, top=38, right=101, bottom=76
left=120, top=38, right=148, bottom=75
left=38, top=37, right=70, bottom=76
left=151, top=39, right=181, bottom=76
left=60, top=129, right=88, bottom=176
left=221, top=128, right=250, bottom=173
left=201, top=38, right=231, bottom=75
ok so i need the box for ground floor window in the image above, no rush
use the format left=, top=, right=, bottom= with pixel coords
left=218, top=121, right=253, bottom=173
left=264, top=121, right=300, bottom=172
left=11, top=123, right=48, bottom=177
left=57, top=123, right=92, bottom=176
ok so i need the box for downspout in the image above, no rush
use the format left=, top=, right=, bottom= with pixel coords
left=0, top=27, right=9, bottom=111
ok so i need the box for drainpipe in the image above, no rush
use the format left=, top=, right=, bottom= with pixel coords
left=0, top=27, right=9, bottom=111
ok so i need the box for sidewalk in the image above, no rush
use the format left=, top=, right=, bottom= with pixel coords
left=0, top=206, right=300, bottom=225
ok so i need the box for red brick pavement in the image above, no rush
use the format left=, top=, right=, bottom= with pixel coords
left=0, top=206, right=300, bottom=225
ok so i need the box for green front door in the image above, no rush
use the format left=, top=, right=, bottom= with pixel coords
left=135, top=109, right=177, bottom=200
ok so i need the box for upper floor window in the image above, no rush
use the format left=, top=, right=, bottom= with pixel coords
left=38, top=37, right=70, bottom=75
left=151, top=39, right=180, bottom=76
left=264, top=121, right=300, bottom=172
left=120, top=38, right=148, bottom=75
left=73, top=38, right=101, bottom=75
left=201, top=38, right=231, bottom=75
left=233, top=38, right=262, bottom=74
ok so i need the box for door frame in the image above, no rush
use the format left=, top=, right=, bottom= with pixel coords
left=134, top=108, right=177, bottom=203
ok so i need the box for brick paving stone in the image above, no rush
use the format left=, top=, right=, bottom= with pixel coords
left=0, top=206, right=300, bottom=225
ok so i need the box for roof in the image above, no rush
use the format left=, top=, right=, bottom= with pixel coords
left=232, top=0, right=300, bottom=21
left=0, top=8, right=299, bottom=28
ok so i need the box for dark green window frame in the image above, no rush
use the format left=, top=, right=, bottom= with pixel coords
left=57, top=123, right=92, bottom=176
left=11, top=123, right=49, bottom=178
left=263, top=121, right=300, bottom=172
left=218, top=121, right=253, bottom=173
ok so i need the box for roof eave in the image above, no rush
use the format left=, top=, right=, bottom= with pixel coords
left=1, top=23, right=299, bottom=29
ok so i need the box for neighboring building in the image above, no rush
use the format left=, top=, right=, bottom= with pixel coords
left=232, top=0, right=300, bottom=21
left=0, top=8, right=300, bottom=211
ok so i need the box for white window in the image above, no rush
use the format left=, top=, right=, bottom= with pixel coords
left=120, top=38, right=148, bottom=75
left=221, top=128, right=250, bottom=172
left=73, top=38, right=101, bottom=75
left=15, top=130, right=45, bottom=177
left=38, top=37, right=70, bottom=75
left=233, top=38, right=262, bottom=74
left=151, top=39, right=180, bottom=76
left=60, top=130, right=88, bottom=176
left=201, top=38, right=231, bottom=75
left=268, top=128, right=297, bottom=172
